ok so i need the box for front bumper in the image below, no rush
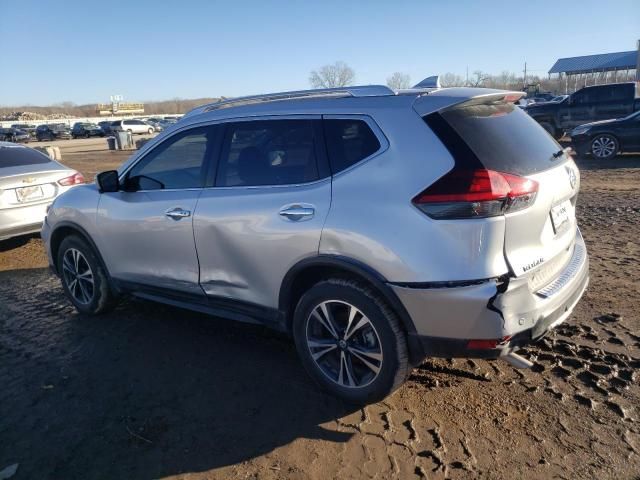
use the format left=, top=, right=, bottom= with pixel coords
left=393, top=228, right=589, bottom=360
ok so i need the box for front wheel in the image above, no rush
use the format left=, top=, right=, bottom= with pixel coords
left=293, top=278, right=410, bottom=403
left=57, top=235, right=117, bottom=315
left=147, top=128, right=154, bottom=134
left=591, top=134, right=618, bottom=160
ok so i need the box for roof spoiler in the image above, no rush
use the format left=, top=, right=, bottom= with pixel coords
left=413, top=75, right=441, bottom=89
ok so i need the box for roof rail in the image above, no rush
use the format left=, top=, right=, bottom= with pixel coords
left=187, top=85, right=395, bottom=114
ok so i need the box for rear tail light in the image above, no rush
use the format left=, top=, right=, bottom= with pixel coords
left=58, top=172, right=85, bottom=186
left=412, top=168, right=538, bottom=219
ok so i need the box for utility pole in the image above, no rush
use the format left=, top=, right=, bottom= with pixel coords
left=523, top=62, right=527, bottom=88
left=465, top=66, right=469, bottom=86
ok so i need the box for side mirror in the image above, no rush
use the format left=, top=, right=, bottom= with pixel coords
left=96, top=170, right=120, bottom=193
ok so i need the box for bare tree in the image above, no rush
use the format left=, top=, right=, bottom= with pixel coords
left=386, top=72, right=411, bottom=90
left=470, top=70, right=490, bottom=87
left=309, top=61, right=355, bottom=88
left=440, top=72, right=465, bottom=87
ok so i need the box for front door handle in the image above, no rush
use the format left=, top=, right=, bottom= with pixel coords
left=279, top=205, right=315, bottom=221
left=165, top=207, right=191, bottom=220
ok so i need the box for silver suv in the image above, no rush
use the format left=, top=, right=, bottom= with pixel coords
left=42, top=85, right=589, bottom=403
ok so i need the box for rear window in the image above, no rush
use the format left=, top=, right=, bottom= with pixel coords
left=323, top=119, right=381, bottom=174
left=0, top=146, right=50, bottom=168
left=216, top=119, right=319, bottom=187
left=431, top=102, right=562, bottom=176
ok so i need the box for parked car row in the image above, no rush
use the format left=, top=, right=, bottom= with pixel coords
left=0, top=127, right=32, bottom=143
left=525, top=82, right=640, bottom=139
left=0, top=116, right=181, bottom=144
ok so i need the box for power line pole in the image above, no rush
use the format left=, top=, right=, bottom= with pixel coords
left=466, top=66, right=469, bottom=86
left=523, top=62, right=527, bottom=87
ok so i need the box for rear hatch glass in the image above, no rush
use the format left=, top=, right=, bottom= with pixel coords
left=0, top=146, right=50, bottom=168
left=440, top=101, right=561, bottom=175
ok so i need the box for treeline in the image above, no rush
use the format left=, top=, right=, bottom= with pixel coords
left=0, top=97, right=223, bottom=120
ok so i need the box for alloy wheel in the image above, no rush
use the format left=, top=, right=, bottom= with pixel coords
left=591, top=136, right=616, bottom=159
left=306, top=300, right=383, bottom=388
left=62, top=248, right=95, bottom=305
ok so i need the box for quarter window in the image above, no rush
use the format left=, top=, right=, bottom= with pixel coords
left=216, top=120, right=319, bottom=187
left=127, top=126, right=214, bottom=190
left=323, top=119, right=381, bottom=174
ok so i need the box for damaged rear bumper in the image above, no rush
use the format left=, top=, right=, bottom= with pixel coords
left=392, top=228, right=589, bottom=361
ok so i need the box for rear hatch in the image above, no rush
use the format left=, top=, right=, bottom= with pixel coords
left=422, top=94, right=579, bottom=286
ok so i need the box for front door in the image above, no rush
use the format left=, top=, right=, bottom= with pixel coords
left=94, top=125, right=220, bottom=295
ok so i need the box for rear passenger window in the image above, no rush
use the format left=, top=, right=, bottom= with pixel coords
left=323, top=119, right=381, bottom=174
left=216, top=120, right=319, bottom=187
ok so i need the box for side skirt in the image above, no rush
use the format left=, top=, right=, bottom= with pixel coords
left=113, top=280, right=287, bottom=332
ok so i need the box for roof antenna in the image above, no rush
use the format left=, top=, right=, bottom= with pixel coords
left=412, top=75, right=441, bottom=89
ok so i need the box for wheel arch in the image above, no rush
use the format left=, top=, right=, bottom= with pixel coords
left=49, top=221, right=112, bottom=283
left=279, top=255, right=424, bottom=363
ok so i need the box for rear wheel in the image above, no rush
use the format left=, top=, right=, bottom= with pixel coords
left=57, top=235, right=117, bottom=315
left=591, top=134, right=618, bottom=159
left=293, top=278, right=410, bottom=403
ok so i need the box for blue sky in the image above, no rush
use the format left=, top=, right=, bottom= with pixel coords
left=1, top=0, right=638, bottom=105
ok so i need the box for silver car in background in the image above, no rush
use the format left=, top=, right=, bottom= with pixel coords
left=0, top=143, right=84, bottom=241
left=42, top=84, right=589, bottom=403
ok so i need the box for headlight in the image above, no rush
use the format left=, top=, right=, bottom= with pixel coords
left=571, top=126, right=590, bottom=136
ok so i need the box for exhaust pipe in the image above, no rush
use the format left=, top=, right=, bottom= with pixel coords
left=502, top=351, right=534, bottom=369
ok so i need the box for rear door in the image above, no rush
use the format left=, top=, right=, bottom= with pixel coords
left=193, top=117, right=331, bottom=309
left=593, top=84, right=633, bottom=120
left=439, top=100, right=579, bottom=281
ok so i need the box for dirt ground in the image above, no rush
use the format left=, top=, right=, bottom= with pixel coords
left=0, top=145, right=639, bottom=480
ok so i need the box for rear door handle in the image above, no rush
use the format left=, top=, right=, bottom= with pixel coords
left=279, top=205, right=315, bottom=221
left=165, top=207, right=191, bottom=220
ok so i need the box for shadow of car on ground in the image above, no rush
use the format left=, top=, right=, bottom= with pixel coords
left=0, top=268, right=358, bottom=479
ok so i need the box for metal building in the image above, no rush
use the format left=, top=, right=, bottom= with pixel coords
left=548, top=42, right=639, bottom=93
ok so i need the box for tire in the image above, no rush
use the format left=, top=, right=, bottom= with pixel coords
left=590, top=134, right=619, bottom=160
left=57, top=235, right=117, bottom=315
left=148, top=128, right=154, bottom=134
left=293, top=278, right=410, bottom=404
left=84, top=132, right=90, bottom=139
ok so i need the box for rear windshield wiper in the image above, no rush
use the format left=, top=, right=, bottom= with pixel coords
left=552, top=147, right=572, bottom=160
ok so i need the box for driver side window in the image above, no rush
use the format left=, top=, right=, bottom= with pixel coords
left=127, top=126, right=214, bottom=190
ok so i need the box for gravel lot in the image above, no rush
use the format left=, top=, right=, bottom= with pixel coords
left=1, top=142, right=639, bottom=479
